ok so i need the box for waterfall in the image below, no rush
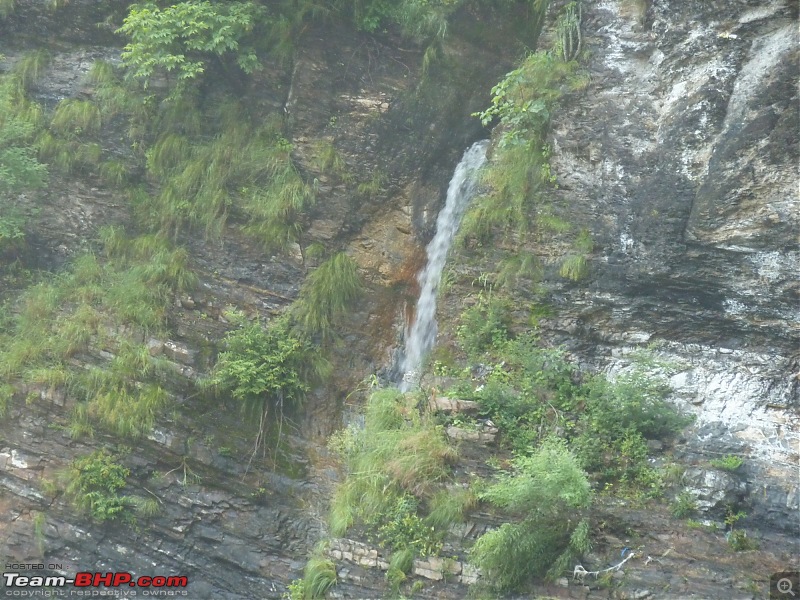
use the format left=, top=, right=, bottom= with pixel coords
left=398, top=140, right=489, bottom=391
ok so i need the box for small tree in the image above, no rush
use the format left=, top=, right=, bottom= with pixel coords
left=65, top=450, right=131, bottom=523
left=117, top=1, right=265, bottom=93
left=471, top=438, right=592, bottom=591
left=208, top=312, right=327, bottom=464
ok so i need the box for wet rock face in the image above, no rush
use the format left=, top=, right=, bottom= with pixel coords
left=540, top=0, right=799, bottom=535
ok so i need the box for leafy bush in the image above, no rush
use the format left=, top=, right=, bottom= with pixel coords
left=456, top=292, right=512, bottom=357
left=208, top=312, right=326, bottom=418
left=710, top=454, right=744, bottom=472
left=373, top=495, right=441, bottom=556
left=471, top=438, right=591, bottom=591
left=117, top=1, right=265, bottom=92
left=65, top=450, right=131, bottom=522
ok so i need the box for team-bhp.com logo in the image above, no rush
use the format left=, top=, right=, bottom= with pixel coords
left=3, top=572, right=188, bottom=597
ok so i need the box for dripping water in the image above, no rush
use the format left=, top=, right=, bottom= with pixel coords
left=398, top=140, right=488, bottom=391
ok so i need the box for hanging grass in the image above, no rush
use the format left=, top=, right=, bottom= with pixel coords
left=329, top=389, right=457, bottom=541
left=303, top=556, right=337, bottom=599
left=0, top=227, right=196, bottom=438
left=50, top=99, right=102, bottom=136
left=292, top=253, right=362, bottom=340
left=12, top=49, right=51, bottom=92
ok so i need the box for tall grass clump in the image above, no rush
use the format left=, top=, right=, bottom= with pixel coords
left=292, top=253, right=362, bottom=340
left=12, top=49, right=51, bottom=92
left=329, top=389, right=457, bottom=555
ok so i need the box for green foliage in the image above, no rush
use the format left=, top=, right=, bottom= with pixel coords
left=207, top=312, right=326, bottom=417
left=117, top=1, right=265, bottom=93
left=283, top=579, right=306, bottom=600
left=50, top=99, right=102, bottom=136
left=425, top=486, right=476, bottom=530
left=374, top=494, right=442, bottom=556
left=728, top=530, right=758, bottom=552
left=0, top=76, right=47, bottom=198
left=32, top=511, right=46, bottom=554
left=309, top=140, right=347, bottom=177
left=329, top=389, right=456, bottom=550
left=137, top=102, right=314, bottom=245
left=131, top=496, right=161, bottom=518
left=554, top=1, right=583, bottom=62
left=292, top=253, right=362, bottom=340
left=456, top=292, right=512, bottom=357
left=0, top=209, right=27, bottom=256
left=558, top=254, right=588, bottom=281
left=356, top=169, right=385, bottom=198
left=710, top=454, right=744, bottom=472
left=65, top=450, right=131, bottom=522
left=461, top=23, right=591, bottom=282
left=0, top=0, right=14, bottom=19
left=302, top=556, right=337, bottom=599
left=572, top=371, right=691, bottom=494
left=672, top=491, right=697, bottom=518
left=723, top=507, right=758, bottom=551
left=471, top=438, right=591, bottom=591
left=451, top=330, right=690, bottom=498
left=12, top=49, right=51, bottom=92
left=475, top=52, right=575, bottom=148
left=0, top=383, right=12, bottom=416
left=0, top=229, right=195, bottom=438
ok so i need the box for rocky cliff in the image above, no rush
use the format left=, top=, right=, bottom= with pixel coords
left=0, top=0, right=797, bottom=599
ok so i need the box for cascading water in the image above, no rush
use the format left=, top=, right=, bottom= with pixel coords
left=398, top=140, right=488, bottom=391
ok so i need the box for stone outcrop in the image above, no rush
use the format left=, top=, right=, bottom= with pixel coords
left=479, top=0, right=798, bottom=534
left=0, top=0, right=797, bottom=598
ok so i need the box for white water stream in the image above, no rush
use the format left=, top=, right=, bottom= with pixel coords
left=398, top=140, right=488, bottom=391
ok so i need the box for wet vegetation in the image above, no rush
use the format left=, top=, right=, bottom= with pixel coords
left=322, top=317, right=692, bottom=594
left=0, top=0, right=734, bottom=597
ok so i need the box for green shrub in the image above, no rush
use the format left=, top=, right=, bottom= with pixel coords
left=207, top=312, right=326, bottom=418
left=728, top=530, right=758, bottom=552
left=456, top=292, right=512, bottom=356
left=117, top=1, right=265, bottom=92
left=329, top=389, right=456, bottom=548
left=373, top=495, right=441, bottom=556
left=572, top=371, right=693, bottom=489
left=710, top=454, right=744, bottom=472
left=283, top=578, right=305, bottom=600
left=471, top=438, right=591, bottom=591
left=672, top=491, right=697, bottom=518
left=0, top=76, right=47, bottom=198
left=64, top=450, right=131, bottom=522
